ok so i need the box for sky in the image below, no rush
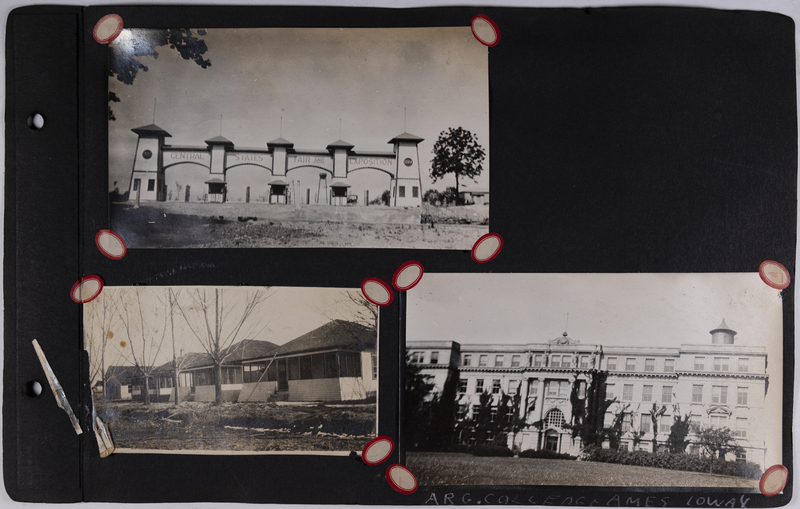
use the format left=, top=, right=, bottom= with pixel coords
left=83, top=286, right=375, bottom=375
left=407, top=273, right=783, bottom=350
left=108, top=27, right=490, bottom=199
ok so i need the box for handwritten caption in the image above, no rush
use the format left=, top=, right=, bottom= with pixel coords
left=423, top=492, right=753, bottom=508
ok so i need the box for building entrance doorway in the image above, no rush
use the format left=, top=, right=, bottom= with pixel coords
left=544, top=431, right=559, bottom=452
left=277, top=360, right=288, bottom=390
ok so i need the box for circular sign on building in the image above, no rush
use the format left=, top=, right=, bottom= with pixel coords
left=403, top=158, right=413, bottom=167
left=142, top=149, right=153, bottom=159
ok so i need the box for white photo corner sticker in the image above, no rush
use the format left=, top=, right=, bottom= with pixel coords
left=32, top=339, right=82, bottom=435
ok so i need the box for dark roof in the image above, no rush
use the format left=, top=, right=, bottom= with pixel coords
left=205, top=135, right=234, bottom=147
left=267, top=137, right=294, bottom=148
left=222, top=339, right=280, bottom=362
left=131, top=124, right=172, bottom=138
left=326, top=139, right=355, bottom=150
left=177, top=351, right=215, bottom=370
left=105, top=365, right=139, bottom=383
left=255, top=320, right=376, bottom=359
left=388, top=132, right=424, bottom=144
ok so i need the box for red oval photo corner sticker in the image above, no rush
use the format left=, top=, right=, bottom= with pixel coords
left=471, top=233, right=503, bottom=263
left=759, top=464, right=788, bottom=496
left=386, top=464, right=417, bottom=495
left=471, top=14, right=500, bottom=47
left=759, top=260, right=790, bottom=290
left=362, top=436, right=394, bottom=466
left=392, top=261, right=424, bottom=291
left=96, top=229, right=127, bottom=259
left=71, top=275, right=104, bottom=303
left=93, top=14, right=123, bottom=44
left=361, top=278, right=394, bottom=307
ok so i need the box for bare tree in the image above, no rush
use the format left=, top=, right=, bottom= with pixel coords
left=113, top=288, right=171, bottom=405
left=176, top=288, right=273, bottom=404
left=85, top=292, right=120, bottom=402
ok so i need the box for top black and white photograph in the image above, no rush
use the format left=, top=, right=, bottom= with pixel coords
left=107, top=27, right=489, bottom=249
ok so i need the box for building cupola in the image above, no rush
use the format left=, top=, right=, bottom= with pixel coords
left=710, top=318, right=736, bottom=344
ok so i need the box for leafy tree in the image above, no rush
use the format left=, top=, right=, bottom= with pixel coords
left=430, top=127, right=485, bottom=204
left=649, top=402, right=667, bottom=453
left=427, top=366, right=460, bottom=447
left=605, top=403, right=630, bottom=451
left=471, top=391, right=494, bottom=445
left=403, top=354, right=435, bottom=450
left=108, top=29, right=211, bottom=120
left=566, top=371, right=616, bottom=449
left=666, top=404, right=692, bottom=454
left=697, top=425, right=743, bottom=462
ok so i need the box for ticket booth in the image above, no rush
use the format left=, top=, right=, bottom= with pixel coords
left=205, top=178, right=226, bottom=203
left=269, top=179, right=288, bottom=204
left=330, top=182, right=351, bottom=206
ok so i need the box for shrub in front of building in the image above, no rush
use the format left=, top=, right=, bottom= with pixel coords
left=519, top=449, right=577, bottom=461
left=471, top=445, right=515, bottom=457
left=582, top=446, right=762, bottom=479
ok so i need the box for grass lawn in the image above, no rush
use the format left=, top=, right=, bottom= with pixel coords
left=407, top=452, right=759, bottom=489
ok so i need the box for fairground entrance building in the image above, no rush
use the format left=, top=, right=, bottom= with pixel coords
left=127, top=124, right=424, bottom=208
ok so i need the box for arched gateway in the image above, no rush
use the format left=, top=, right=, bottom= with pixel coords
left=126, top=124, right=424, bottom=207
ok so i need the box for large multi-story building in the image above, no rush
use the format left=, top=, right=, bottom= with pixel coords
left=407, top=320, right=771, bottom=467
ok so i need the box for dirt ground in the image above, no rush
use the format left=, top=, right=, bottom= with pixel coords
left=98, top=400, right=376, bottom=452
left=110, top=202, right=488, bottom=249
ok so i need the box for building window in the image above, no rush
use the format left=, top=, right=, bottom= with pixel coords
left=735, top=418, right=747, bottom=437
left=508, top=380, right=519, bottom=396
left=458, top=379, right=468, bottom=394
left=551, top=355, right=561, bottom=368
left=547, top=381, right=558, bottom=397
left=511, top=355, right=520, bottom=367
left=479, top=355, right=488, bottom=367
left=607, top=357, right=617, bottom=371
left=710, top=414, right=725, bottom=428
left=640, top=414, right=651, bottom=433
left=372, top=353, right=377, bottom=379
left=463, top=354, right=472, bottom=367
left=491, top=379, right=501, bottom=394
left=505, top=405, right=516, bottom=423
left=619, top=442, right=629, bottom=452
left=694, top=357, right=705, bottom=370
left=689, top=415, right=702, bottom=434
left=714, top=357, right=729, bottom=372
left=133, top=179, right=140, bottom=191
left=529, top=383, right=538, bottom=397
left=662, top=385, right=673, bottom=403
left=622, top=414, right=631, bottom=432
left=623, top=384, right=633, bottom=401
left=546, top=409, right=565, bottom=428
left=712, top=385, right=728, bottom=404
left=642, top=385, right=653, bottom=402
left=580, top=356, right=589, bottom=369
left=606, top=383, right=615, bottom=400
left=399, top=186, right=405, bottom=198
left=738, top=358, right=749, bottom=372
left=735, top=450, right=747, bottom=463
left=412, top=186, right=419, bottom=198
left=147, top=179, right=156, bottom=191
left=562, top=356, right=572, bottom=368
left=645, top=359, right=655, bottom=372
left=664, top=359, right=675, bottom=372
left=471, top=405, right=480, bottom=419
left=625, top=358, right=636, bottom=371
left=660, top=415, right=672, bottom=433
left=559, top=381, right=570, bottom=397
left=409, top=351, right=423, bottom=364
left=692, top=384, right=703, bottom=403
left=534, top=355, right=543, bottom=367
left=737, top=387, right=748, bottom=406
left=475, top=379, right=484, bottom=393
left=490, top=406, right=497, bottom=423
left=457, top=405, right=467, bottom=420
left=578, top=381, right=586, bottom=399
left=430, top=351, right=439, bottom=364
left=495, top=355, right=504, bottom=367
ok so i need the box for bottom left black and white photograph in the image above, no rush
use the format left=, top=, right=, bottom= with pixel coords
left=83, top=285, right=378, bottom=454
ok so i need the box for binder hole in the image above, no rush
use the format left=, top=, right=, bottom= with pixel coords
left=24, top=380, right=42, bottom=397
left=26, top=113, right=44, bottom=130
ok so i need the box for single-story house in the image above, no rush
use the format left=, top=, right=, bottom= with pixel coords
left=458, top=189, right=489, bottom=205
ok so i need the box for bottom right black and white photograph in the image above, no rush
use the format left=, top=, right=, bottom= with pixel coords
left=403, top=273, right=783, bottom=488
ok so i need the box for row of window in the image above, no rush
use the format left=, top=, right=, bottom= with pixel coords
left=607, top=383, right=749, bottom=405
left=132, top=178, right=156, bottom=192
left=607, top=412, right=748, bottom=437
left=242, top=352, right=364, bottom=383
left=397, top=186, right=419, bottom=199
left=459, top=378, right=521, bottom=395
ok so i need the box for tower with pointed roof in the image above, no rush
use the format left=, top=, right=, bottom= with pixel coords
left=389, top=132, right=424, bottom=207
left=710, top=319, right=737, bottom=345
left=129, top=123, right=171, bottom=202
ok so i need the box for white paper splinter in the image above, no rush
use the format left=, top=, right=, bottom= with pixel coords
left=32, top=339, right=82, bottom=435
